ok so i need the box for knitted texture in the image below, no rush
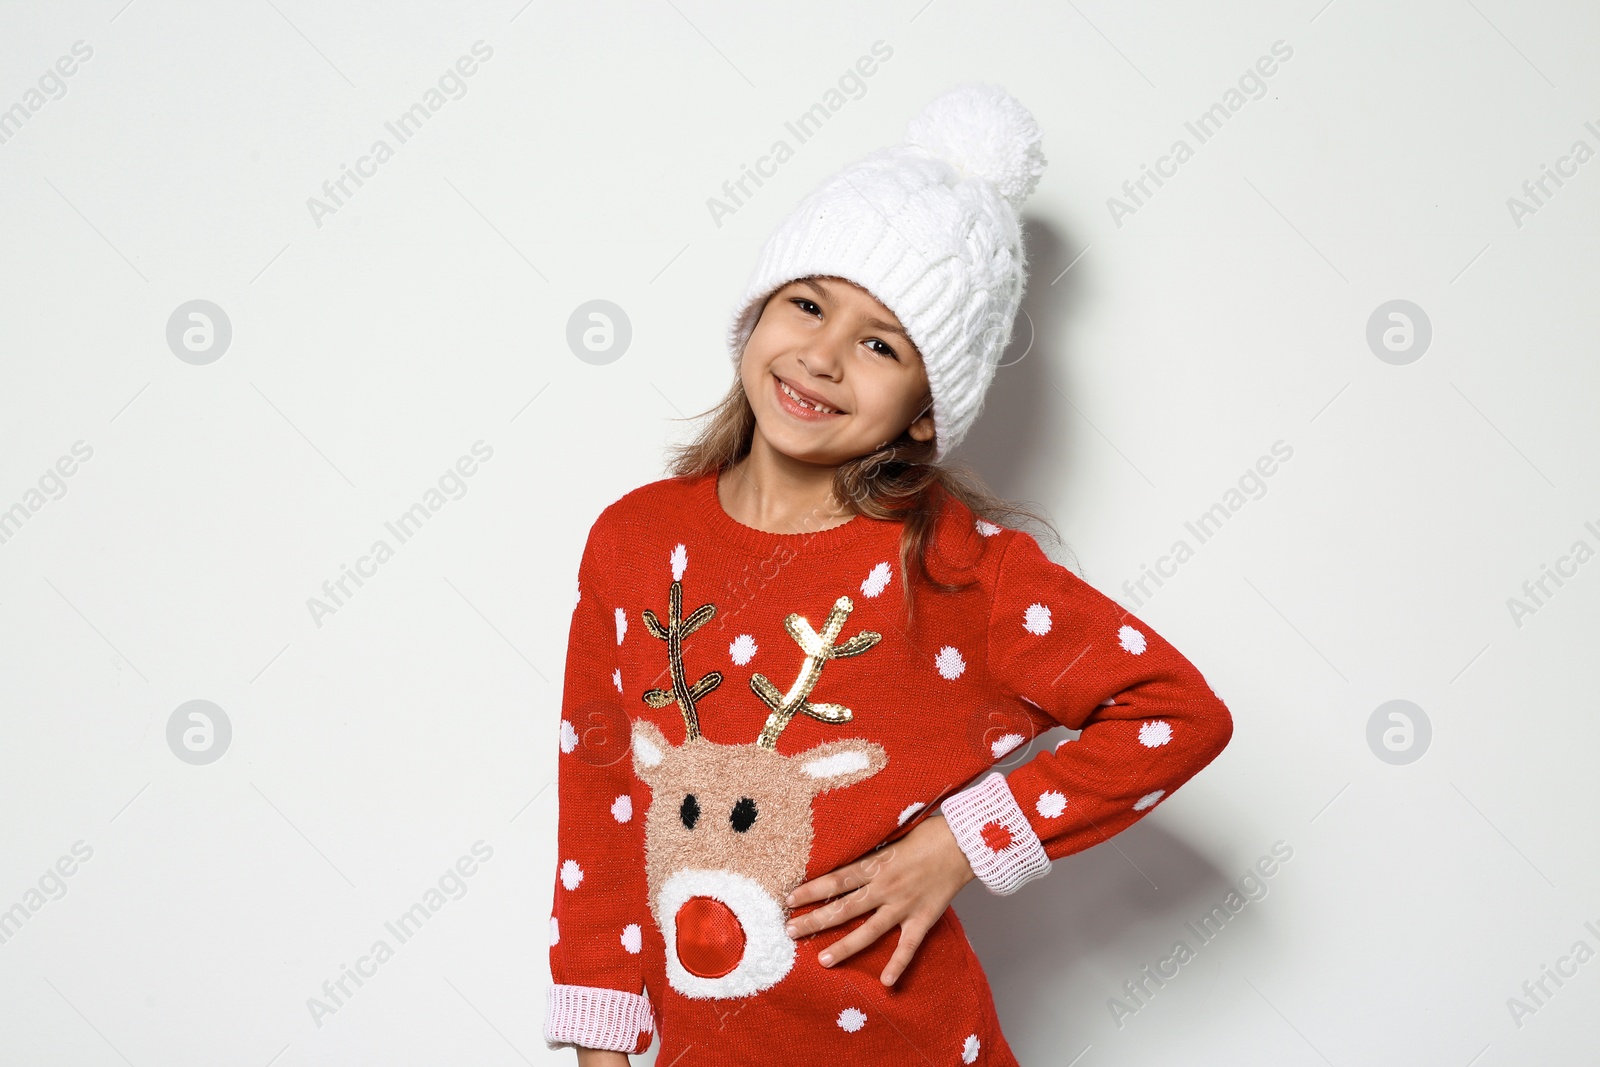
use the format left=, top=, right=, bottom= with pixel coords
left=544, top=983, right=655, bottom=1053
left=938, top=771, right=1052, bottom=895
left=726, top=83, right=1047, bottom=462
left=545, top=469, right=1233, bottom=1063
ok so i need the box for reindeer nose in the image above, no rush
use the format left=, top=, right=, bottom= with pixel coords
left=675, top=896, right=746, bottom=978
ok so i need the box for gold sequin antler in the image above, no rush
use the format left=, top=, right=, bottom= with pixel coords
left=750, top=595, right=881, bottom=750
left=641, top=576, right=722, bottom=741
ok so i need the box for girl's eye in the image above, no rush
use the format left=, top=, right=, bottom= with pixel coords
left=789, top=299, right=900, bottom=361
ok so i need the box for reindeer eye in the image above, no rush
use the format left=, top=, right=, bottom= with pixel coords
left=730, top=797, right=757, bottom=832
left=680, top=794, right=700, bottom=829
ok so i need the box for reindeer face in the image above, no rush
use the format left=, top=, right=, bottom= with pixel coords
left=632, top=720, right=886, bottom=998
left=631, top=546, right=888, bottom=998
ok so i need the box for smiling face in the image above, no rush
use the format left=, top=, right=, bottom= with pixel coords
left=738, top=276, right=936, bottom=465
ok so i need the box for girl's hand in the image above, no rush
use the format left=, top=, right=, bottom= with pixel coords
left=575, top=1047, right=630, bottom=1067
left=783, top=813, right=975, bottom=986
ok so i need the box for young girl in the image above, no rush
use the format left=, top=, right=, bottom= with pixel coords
left=543, top=84, right=1233, bottom=1066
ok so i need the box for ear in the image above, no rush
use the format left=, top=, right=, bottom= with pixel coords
left=907, top=390, right=936, bottom=443
left=631, top=719, right=672, bottom=784
left=793, top=739, right=888, bottom=796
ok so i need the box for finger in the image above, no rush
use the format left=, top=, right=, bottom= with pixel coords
left=802, top=858, right=886, bottom=906
left=787, top=885, right=873, bottom=938
left=786, top=874, right=839, bottom=909
left=854, top=844, right=899, bottom=882
left=786, top=860, right=872, bottom=908
left=819, top=911, right=899, bottom=967
left=880, top=920, right=928, bottom=985
left=790, top=857, right=889, bottom=908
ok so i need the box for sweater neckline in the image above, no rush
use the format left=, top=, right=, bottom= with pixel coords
left=696, top=467, right=879, bottom=554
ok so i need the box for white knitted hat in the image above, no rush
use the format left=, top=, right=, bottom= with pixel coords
left=726, top=82, right=1046, bottom=462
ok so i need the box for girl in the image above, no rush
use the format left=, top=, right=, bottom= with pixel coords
left=544, top=84, right=1233, bottom=1066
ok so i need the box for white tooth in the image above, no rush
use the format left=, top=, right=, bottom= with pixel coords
left=783, top=381, right=834, bottom=413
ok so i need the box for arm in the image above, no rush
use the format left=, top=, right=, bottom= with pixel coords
left=940, top=529, right=1234, bottom=895
left=543, top=517, right=655, bottom=1055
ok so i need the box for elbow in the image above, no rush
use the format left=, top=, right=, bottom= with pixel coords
left=1204, top=690, right=1234, bottom=760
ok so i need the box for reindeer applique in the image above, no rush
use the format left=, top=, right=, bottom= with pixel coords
left=632, top=546, right=888, bottom=999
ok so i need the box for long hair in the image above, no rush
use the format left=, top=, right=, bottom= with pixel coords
left=663, top=368, right=1067, bottom=630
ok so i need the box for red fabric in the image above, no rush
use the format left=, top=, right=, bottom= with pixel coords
left=979, top=821, right=1013, bottom=853
left=547, top=469, right=1233, bottom=1063
left=676, top=897, right=746, bottom=978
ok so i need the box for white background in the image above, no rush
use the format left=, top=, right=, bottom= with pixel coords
left=1, top=0, right=1597, bottom=1064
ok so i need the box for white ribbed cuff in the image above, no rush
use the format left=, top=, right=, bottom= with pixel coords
left=939, top=771, right=1051, bottom=895
left=544, top=982, right=654, bottom=1052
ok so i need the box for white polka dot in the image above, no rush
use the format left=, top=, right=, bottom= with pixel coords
left=1101, top=696, right=1117, bottom=706
left=991, top=733, right=1025, bottom=759
left=975, top=519, right=1001, bottom=536
left=837, top=1006, right=867, bottom=1032
left=1133, top=789, right=1165, bottom=811
left=559, top=719, right=578, bottom=754
left=549, top=915, right=559, bottom=946
left=1118, top=624, right=1147, bottom=655
left=862, top=562, right=893, bottom=597
left=611, top=794, right=633, bottom=822
left=897, top=801, right=926, bottom=826
left=962, top=1034, right=981, bottom=1063
left=614, top=607, right=627, bottom=645
left=730, top=634, right=757, bottom=665
left=1021, top=695, right=1041, bottom=709
left=560, top=859, right=583, bottom=890
left=1023, top=603, right=1051, bottom=635
left=670, top=543, right=687, bottom=581
left=1139, top=720, right=1172, bottom=747
left=935, top=645, right=967, bottom=679
left=612, top=668, right=623, bottom=694
left=1036, top=791, right=1067, bottom=818
left=621, top=923, right=642, bottom=954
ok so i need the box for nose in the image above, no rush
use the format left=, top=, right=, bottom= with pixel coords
left=799, top=350, right=840, bottom=377
left=674, top=896, right=746, bottom=978
left=797, top=336, right=844, bottom=380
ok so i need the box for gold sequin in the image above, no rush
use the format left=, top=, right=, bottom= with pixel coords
left=641, top=578, right=722, bottom=741
left=751, top=595, right=882, bottom=749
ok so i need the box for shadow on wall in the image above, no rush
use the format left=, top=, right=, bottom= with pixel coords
left=953, top=817, right=1238, bottom=1062
left=952, top=220, right=1242, bottom=1059
left=951, top=725, right=1238, bottom=1062
left=959, top=216, right=1092, bottom=546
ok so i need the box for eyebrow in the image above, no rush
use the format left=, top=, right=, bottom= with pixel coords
left=794, top=278, right=913, bottom=343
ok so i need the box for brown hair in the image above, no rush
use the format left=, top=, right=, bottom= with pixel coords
left=663, top=360, right=1069, bottom=630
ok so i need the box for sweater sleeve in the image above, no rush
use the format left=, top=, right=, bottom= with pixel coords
left=543, top=519, right=655, bottom=1054
left=939, top=528, right=1234, bottom=895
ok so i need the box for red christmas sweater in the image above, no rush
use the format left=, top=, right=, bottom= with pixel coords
left=544, top=468, right=1233, bottom=1065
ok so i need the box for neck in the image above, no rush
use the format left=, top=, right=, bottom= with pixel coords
left=720, top=441, right=852, bottom=535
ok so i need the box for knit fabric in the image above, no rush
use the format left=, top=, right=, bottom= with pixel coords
left=544, top=469, right=1233, bottom=1063
left=725, top=83, right=1048, bottom=462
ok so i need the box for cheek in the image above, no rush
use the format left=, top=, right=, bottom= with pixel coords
left=735, top=364, right=764, bottom=413
left=739, top=342, right=778, bottom=391
left=854, top=376, right=917, bottom=424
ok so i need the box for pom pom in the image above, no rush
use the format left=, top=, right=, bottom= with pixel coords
left=904, top=82, right=1046, bottom=208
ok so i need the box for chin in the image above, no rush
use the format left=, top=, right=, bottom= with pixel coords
left=747, top=427, right=837, bottom=467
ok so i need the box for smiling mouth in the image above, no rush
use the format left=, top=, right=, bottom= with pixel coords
left=774, top=376, right=844, bottom=417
